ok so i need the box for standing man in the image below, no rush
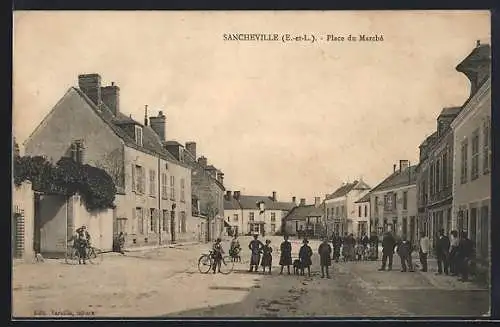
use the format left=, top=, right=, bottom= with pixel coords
left=419, top=232, right=430, bottom=272
left=457, top=231, right=475, bottom=282
left=397, top=234, right=413, bottom=272
left=248, top=233, right=263, bottom=272
left=369, top=231, right=379, bottom=260
left=331, top=232, right=343, bottom=263
left=279, top=235, right=293, bottom=275
left=378, top=231, right=397, bottom=271
left=436, top=229, right=451, bottom=275
left=318, top=237, right=332, bottom=278
left=449, top=230, right=460, bottom=275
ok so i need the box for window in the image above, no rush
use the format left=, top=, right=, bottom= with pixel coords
left=233, top=214, right=239, bottom=222
left=335, top=207, right=339, bottom=216
left=180, top=211, right=186, bottom=233
left=460, top=139, right=468, bottom=184
left=341, top=205, right=345, bottom=217
left=180, top=178, right=185, bottom=202
left=162, top=210, right=169, bottom=232
left=471, top=130, right=479, bottom=180
left=403, top=191, right=408, bottom=210
left=480, top=205, right=489, bottom=259
left=150, top=208, right=156, bottom=232
left=149, top=169, right=156, bottom=196
left=249, top=212, right=255, bottom=221
left=374, top=197, right=379, bottom=214
left=271, top=212, right=276, bottom=222
left=161, top=173, right=168, bottom=199
left=402, top=216, right=408, bottom=236
left=271, top=224, right=276, bottom=233
left=136, top=207, right=144, bottom=234
left=135, top=126, right=143, bottom=146
left=384, top=193, right=396, bottom=211
left=364, top=205, right=368, bottom=217
left=442, top=151, right=448, bottom=189
left=429, top=163, right=435, bottom=196
left=70, top=139, right=85, bottom=164
left=358, top=205, right=362, bottom=217
left=131, top=165, right=145, bottom=194
left=436, top=159, right=441, bottom=193
left=170, top=175, right=175, bottom=200
left=483, top=118, right=491, bottom=174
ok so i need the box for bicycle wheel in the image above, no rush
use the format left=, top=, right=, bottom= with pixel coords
left=198, top=254, right=213, bottom=274
left=88, top=247, right=103, bottom=264
left=65, top=248, right=79, bottom=265
left=219, top=255, right=234, bottom=275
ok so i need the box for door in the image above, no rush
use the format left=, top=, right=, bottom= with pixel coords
left=170, top=211, right=176, bottom=242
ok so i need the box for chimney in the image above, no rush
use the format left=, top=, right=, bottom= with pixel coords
left=233, top=191, right=241, bottom=200
left=314, top=197, right=321, bottom=208
left=476, top=39, right=481, bottom=47
left=399, top=160, right=409, bottom=172
left=149, top=111, right=166, bottom=141
left=101, top=82, right=120, bottom=115
left=144, top=105, right=148, bottom=126
left=393, top=164, right=397, bottom=173
left=185, top=142, right=197, bottom=159
left=292, top=196, right=296, bottom=205
left=272, top=191, right=277, bottom=202
left=218, top=172, right=224, bottom=185
left=78, top=73, right=102, bottom=106
left=197, top=156, right=207, bottom=168
left=299, top=198, right=306, bottom=206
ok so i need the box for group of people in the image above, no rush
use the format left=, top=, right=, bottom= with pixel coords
left=70, top=225, right=91, bottom=264
left=331, top=232, right=379, bottom=262
left=378, top=229, right=476, bottom=282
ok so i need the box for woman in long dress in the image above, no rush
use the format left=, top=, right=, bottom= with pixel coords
left=279, top=235, right=293, bottom=275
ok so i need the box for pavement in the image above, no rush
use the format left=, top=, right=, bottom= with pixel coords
left=12, top=235, right=490, bottom=318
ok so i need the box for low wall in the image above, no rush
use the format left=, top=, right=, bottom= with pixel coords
left=12, top=181, right=35, bottom=261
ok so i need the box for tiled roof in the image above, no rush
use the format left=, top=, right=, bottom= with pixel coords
left=223, top=197, right=241, bottom=210
left=355, top=193, right=371, bottom=203
left=370, top=165, right=418, bottom=193
left=237, top=195, right=295, bottom=211
left=439, top=106, right=462, bottom=117
left=73, top=87, right=182, bottom=165
left=456, top=43, right=491, bottom=71
left=326, top=180, right=370, bottom=200
left=284, top=205, right=324, bottom=221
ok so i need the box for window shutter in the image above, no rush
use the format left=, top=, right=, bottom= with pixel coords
left=141, top=168, right=146, bottom=194
left=131, top=208, right=136, bottom=234
left=131, top=164, right=136, bottom=192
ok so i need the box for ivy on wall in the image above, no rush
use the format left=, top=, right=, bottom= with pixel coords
left=13, top=144, right=116, bottom=212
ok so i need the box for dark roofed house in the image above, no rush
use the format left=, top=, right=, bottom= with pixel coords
left=283, top=204, right=325, bottom=239
left=23, top=73, right=197, bottom=250
left=223, top=191, right=295, bottom=236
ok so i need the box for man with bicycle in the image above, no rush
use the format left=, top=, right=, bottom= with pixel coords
left=75, top=225, right=91, bottom=265
left=212, top=238, right=224, bottom=274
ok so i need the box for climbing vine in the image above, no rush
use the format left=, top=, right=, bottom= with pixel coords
left=13, top=150, right=116, bottom=212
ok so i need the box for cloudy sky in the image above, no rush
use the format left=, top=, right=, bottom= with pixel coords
left=13, top=11, right=490, bottom=203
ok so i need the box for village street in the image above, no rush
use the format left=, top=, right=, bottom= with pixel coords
left=12, top=236, right=489, bottom=318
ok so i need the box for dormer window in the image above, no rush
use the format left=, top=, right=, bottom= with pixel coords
left=135, top=126, right=143, bottom=146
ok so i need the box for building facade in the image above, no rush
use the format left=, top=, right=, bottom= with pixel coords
left=451, top=42, right=491, bottom=271
left=354, top=193, right=371, bottom=237
left=324, top=179, right=371, bottom=236
left=24, top=73, right=197, bottom=248
left=369, top=161, right=418, bottom=244
left=283, top=198, right=325, bottom=238
left=223, top=191, right=295, bottom=236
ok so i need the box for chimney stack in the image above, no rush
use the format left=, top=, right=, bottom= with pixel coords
left=314, top=197, right=321, bottom=208
left=197, top=156, right=208, bottom=168
left=149, top=111, right=166, bottom=141
left=292, top=196, right=296, bottom=205
left=272, top=191, right=277, bottom=202
left=78, top=73, right=102, bottom=106
left=399, top=159, right=410, bottom=172
left=299, top=198, right=306, bottom=206
left=101, top=82, right=120, bottom=115
left=233, top=191, right=241, bottom=200
left=226, top=190, right=232, bottom=200
left=185, top=142, right=197, bottom=159
left=393, top=164, right=397, bottom=173
left=144, top=105, right=148, bottom=126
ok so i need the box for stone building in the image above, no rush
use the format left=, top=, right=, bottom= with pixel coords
left=451, top=41, right=491, bottom=273
left=369, top=161, right=418, bottom=243
left=24, top=73, right=196, bottom=248
left=183, top=143, right=226, bottom=242
left=324, top=179, right=371, bottom=236
left=416, top=107, right=462, bottom=248
left=354, top=193, right=371, bottom=236
left=223, top=191, right=295, bottom=236
left=283, top=197, right=325, bottom=238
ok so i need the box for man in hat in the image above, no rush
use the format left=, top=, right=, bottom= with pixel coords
left=299, top=238, right=313, bottom=277
left=435, top=229, right=451, bottom=275
left=248, top=233, right=263, bottom=272
left=318, top=236, right=332, bottom=278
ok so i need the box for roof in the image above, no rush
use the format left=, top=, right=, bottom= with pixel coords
left=370, top=165, right=418, bottom=193
left=238, top=195, right=295, bottom=211
left=73, top=87, right=183, bottom=166
left=223, top=197, right=241, bottom=210
left=326, top=179, right=371, bottom=200
left=165, top=140, right=183, bottom=146
left=355, top=193, right=371, bottom=203
left=284, top=205, right=324, bottom=221
left=456, top=43, right=491, bottom=72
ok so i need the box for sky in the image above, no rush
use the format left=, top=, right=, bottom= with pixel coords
left=13, top=11, right=490, bottom=204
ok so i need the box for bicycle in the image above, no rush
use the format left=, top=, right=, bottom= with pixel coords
left=65, top=244, right=103, bottom=265
left=198, top=250, right=234, bottom=274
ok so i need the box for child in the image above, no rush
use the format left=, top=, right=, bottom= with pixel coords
left=318, top=237, right=332, bottom=278
left=261, top=239, right=273, bottom=274
left=229, top=235, right=241, bottom=262
left=279, top=235, right=293, bottom=275
left=299, top=238, right=313, bottom=277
